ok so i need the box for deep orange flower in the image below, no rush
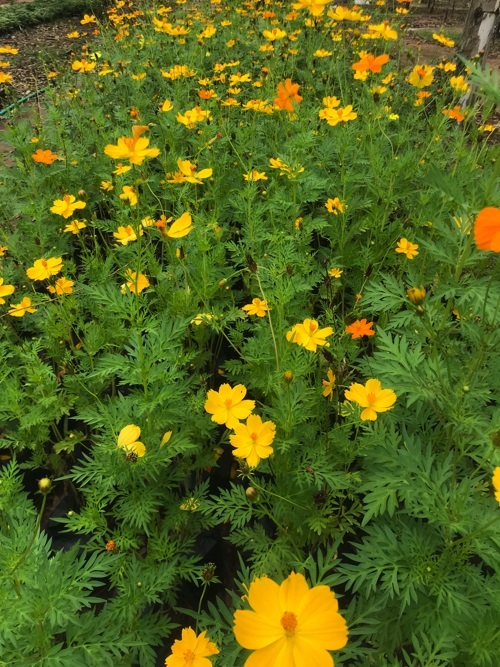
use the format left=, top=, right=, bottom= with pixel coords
left=474, top=207, right=500, bottom=252
left=346, top=319, right=375, bottom=339
left=274, top=78, right=302, bottom=112
left=352, top=53, right=389, bottom=74
left=442, top=106, right=465, bottom=122
left=32, top=149, right=58, bottom=164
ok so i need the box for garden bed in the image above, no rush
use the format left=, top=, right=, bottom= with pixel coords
left=0, top=1, right=499, bottom=666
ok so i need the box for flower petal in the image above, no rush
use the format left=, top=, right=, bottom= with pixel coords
left=234, top=610, right=283, bottom=650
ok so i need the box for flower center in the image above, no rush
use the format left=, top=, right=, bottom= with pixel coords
left=367, top=392, right=376, bottom=405
left=308, top=322, right=317, bottom=333
left=41, top=260, right=48, bottom=267
left=224, top=399, right=232, bottom=407
left=250, top=432, right=258, bottom=441
left=183, top=649, right=195, bottom=665
left=281, top=611, right=298, bottom=636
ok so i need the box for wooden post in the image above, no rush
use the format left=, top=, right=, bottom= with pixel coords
left=458, top=0, right=500, bottom=61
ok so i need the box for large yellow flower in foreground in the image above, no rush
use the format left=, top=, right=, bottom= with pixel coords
left=104, top=125, right=160, bottom=165
left=230, top=414, right=276, bottom=467
left=165, top=627, right=218, bottom=667
left=234, top=572, right=348, bottom=667
left=345, top=378, right=396, bottom=420
left=286, top=318, right=333, bottom=352
left=204, top=383, right=255, bottom=429
left=117, top=424, right=145, bottom=457
left=50, top=194, right=86, bottom=218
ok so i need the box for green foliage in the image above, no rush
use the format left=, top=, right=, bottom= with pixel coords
left=0, top=0, right=110, bottom=36
left=0, top=0, right=499, bottom=665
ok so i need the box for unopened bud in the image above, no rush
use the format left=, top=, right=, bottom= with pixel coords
left=407, top=286, right=426, bottom=304
left=283, top=370, right=293, bottom=383
left=78, top=190, right=86, bottom=199
left=202, top=563, right=216, bottom=581
left=245, top=486, right=259, bottom=502
left=38, top=477, right=52, bottom=494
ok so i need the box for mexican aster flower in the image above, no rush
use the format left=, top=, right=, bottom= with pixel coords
left=104, top=125, right=160, bottom=165
left=229, top=414, right=276, bottom=467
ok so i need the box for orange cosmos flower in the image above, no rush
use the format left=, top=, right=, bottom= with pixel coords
left=204, top=383, right=255, bottom=429
left=32, top=149, right=58, bottom=164
left=345, top=378, right=396, bottom=420
left=442, top=106, right=465, bottom=122
left=352, top=52, right=389, bottom=74
left=473, top=207, right=500, bottom=252
left=274, top=78, right=303, bottom=112
left=104, top=125, right=160, bottom=165
left=346, top=319, right=375, bottom=339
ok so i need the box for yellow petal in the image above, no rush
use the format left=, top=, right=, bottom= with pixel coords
left=234, top=610, right=283, bottom=650
left=118, top=424, right=141, bottom=447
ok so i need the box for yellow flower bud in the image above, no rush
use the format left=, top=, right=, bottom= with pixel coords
left=283, top=370, right=293, bottom=383
left=407, top=286, right=426, bottom=304
left=38, top=477, right=52, bottom=494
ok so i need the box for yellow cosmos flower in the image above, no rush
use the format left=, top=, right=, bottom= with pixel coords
left=262, top=28, right=287, bottom=40
left=243, top=170, right=268, bottom=182
left=204, top=383, right=255, bottom=430
left=325, top=197, right=345, bottom=214
left=191, top=313, right=213, bottom=325
left=329, top=268, right=343, bottom=278
left=176, top=106, right=211, bottom=129
left=166, top=212, right=194, bottom=238
left=165, top=628, right=218, bottom=667
left=450, top=75, right=469, bottom=92
left=113, top=225, right=143, bottom=245
left=292, top=0, right=331, bottom=16
left=104, top=125, right=160, bottom=165
left=0, top=278, right=15, bottom=304
left=229, top=414, right=276, bottom=467
left=119, top=185, right=138, bottom=206
left=47, top=277, right=74, bottom=295
left=242, top=298, right=269, bottom=317
left=114, top=162, right=132, bottom=175
left=363, top=22, right=398, bottom=40
left=408, top=65, right=434, bottom=88
left=233, top=571, right=348, bottom=666
left=396, top=238, right=419, bottom=259
left=161, top=99, right=173, bottom=112
left=63, top=220, right=86, bottom=234
left=26, top=257, right=63, bottom=281
left=493, top=467, right=500, bottom=503
left=50, top=194, right=86, bottom=218
left=433, top=33, right=454, bottom=47
left=345, top=378, right=396, bottom=420
left=71, top=59, right=96, bottom=72
left=124, top=270, right=150, bottom=294
left=8, top=297, right=36, bottom=317
left=322, top=368, right=336, bottom=400
left=117, top=424, right=145, bottom=457
left=167, top=159, right=212, bottom=184
left=319, top=105, right=357, bottom=126
left=286, top=318, right=333, bottom=352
